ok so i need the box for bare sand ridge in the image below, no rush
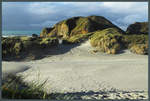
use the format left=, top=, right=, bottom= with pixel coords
left=2, top=41, right=148, bottom=93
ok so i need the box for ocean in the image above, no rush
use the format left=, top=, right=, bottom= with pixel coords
left=2, top=31, right=41, bottom=37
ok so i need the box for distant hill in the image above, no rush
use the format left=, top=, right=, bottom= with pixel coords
left=126, top=22, right=148, bottom=34
left=40, top=15, right=125, bottom=38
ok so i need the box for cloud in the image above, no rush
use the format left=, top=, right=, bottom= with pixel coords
left=30, top=20, right=57, bottom=27
left=2, top=2, right=148, bottom=31
left=28, top=3, right=57, bottom=15
left=102, top=2, right=148, bottom=14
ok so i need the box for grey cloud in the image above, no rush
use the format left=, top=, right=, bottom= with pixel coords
left=2, top=2, right=148, bottom=31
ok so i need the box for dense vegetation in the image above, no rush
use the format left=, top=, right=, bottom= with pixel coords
left=40, top=16, right=148, bottom=55
left=90, top=28, right=124, bottom=54
left=122, top=34, right=148, bottom=55
left=2, top=36, right=59, bottom=60
left=2, top=16, right=148, bottom=61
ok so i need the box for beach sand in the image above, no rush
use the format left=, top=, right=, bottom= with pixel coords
left=2, top=41, right=148, bottom=93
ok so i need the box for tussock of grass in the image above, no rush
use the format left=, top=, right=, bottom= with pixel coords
left=122, top=34, right=148, bottom=55
left=90, top=28, right=123, bottom=54
left=130, top=44, right=148, bottom=55
left=2, top=74, right=93, bottom=100
left=2, top=74, right=49, bottom=99
left=122, top=34, right=148, bottom=48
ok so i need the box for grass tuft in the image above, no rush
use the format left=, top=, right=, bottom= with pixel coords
left=2, top=74, right=49, bottom=99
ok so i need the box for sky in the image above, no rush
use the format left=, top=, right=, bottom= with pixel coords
left=2, top=2, right=148, bottom=31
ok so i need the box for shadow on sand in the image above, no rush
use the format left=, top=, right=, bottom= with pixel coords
left=3, top=42, right=82, bottom=61
left=3, top=39, right=127, bottom=61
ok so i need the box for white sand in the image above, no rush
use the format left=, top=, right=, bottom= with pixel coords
left=2, top=41, right=148, bottom=93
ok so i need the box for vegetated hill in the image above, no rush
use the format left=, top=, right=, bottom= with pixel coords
left=40, top=15, right=125, bottom=38
left=40, top=17, right=148, bottom=55
left=126, top=22, right=148, bottom=34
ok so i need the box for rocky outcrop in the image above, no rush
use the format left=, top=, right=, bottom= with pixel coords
left=40, top=16, right=125, bottom=38
left=126, top=22, right=148, bottom=34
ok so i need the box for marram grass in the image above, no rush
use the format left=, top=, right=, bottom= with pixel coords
left=2, top=74, right=49, bottom=99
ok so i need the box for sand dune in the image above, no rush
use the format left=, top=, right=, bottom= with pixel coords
left=2, top=41, right=148, bottom=93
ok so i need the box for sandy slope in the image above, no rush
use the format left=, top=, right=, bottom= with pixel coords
left=2, top=41, right=148, bottom=93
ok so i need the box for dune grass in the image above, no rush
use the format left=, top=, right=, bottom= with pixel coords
left=122, top=34, right=148, bottom=55
left=90, top=28, right=123, bottom=54
left=2, top=74, right=49, bottom=99
left=65, top=32, right=93, bottom=43
left=122, top=34, right=148, bottom=48
left=2, top=74, right=79, bottom=100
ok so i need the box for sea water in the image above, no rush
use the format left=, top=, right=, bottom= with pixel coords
left=2, top=30, right=41, bottom=37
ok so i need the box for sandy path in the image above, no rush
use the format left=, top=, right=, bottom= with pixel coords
left=2, top=41, right=148, bottom=93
